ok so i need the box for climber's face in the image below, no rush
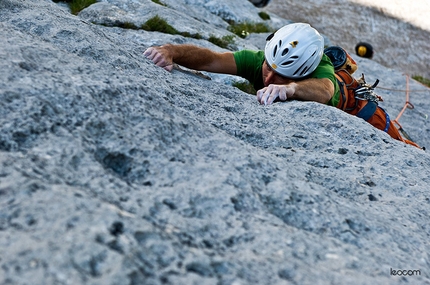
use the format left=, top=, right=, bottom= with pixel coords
left=262, top=60, right=293, bottom=86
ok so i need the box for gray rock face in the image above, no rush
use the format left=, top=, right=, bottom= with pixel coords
left=1, top=1, right=429, bottom=285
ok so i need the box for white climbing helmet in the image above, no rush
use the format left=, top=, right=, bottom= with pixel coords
left=264, top=23, right=324, bottom=79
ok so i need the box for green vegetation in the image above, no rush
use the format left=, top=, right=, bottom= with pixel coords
left=142, top=16, right=236, bottom=47
left=228, top=21, right=271, bottom=38
left=208, top=35, right=235, bottom=49
left=117, top=22, right=139, bottom=30
left=141, top=15, right=179, bottom=34
left=53, top=0, right=235, bottom=49
left=105, top=16, right=232, bottom=49
left=70, top=0, right=97, bottom=14
left=258, top=11, right=271, bottom=21
left=53, top=0, right=97, bottom=15
left=140, top=16, right=203, bottom=39
left=180, top=32, right=203, bottom=40
left=151, top=0, right=167, bottom=6
left=412, top=75, right=430, bottom=88
left=232, top=80, right=256, bottom=95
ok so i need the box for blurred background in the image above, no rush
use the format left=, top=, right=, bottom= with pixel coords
left=252, top=0, right=430, bottom=82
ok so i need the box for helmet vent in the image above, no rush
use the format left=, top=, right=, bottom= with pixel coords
left=273, top=45, right=278, bottom=57
left=281, top=60, right=294, bottom=66
left=266, top=32, right=274, bottom=41
left=282, top=48, right=289, bottom=56
left=300, top=66, right=310, bottom=76
left=293, top=61, right=308, bottom=76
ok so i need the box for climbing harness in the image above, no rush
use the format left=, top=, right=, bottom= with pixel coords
left=324, top=46, right=425, bottom=148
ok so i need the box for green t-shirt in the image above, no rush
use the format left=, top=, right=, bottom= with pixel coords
left=233, top=50, right=340, bottom=107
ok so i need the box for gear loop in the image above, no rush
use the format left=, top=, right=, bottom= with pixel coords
left=354, top=74, right=383, bottom=102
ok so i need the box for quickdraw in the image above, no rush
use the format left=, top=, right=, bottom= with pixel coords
left=354, top=74, right=384, bottom=103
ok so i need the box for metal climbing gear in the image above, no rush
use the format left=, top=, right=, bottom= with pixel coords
left=354, top=74, right=383, bottom=103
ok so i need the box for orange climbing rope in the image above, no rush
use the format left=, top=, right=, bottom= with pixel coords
left=390, top=75, right=428, bottom=145
left=392, top=75, right=413, bottom=140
